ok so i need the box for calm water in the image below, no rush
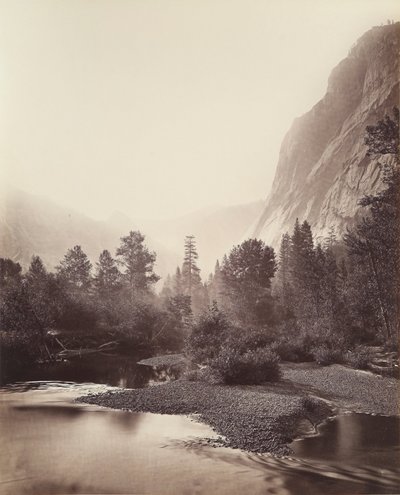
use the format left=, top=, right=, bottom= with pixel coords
left=1, top=354, right=399, bottom=495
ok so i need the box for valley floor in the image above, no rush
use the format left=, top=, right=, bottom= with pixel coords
left=77, top=362, right=399, bottom=455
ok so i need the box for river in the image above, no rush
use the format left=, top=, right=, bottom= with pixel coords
left=1, top=353, right=399, bottom=495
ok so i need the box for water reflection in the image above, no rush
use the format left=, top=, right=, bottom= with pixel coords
left=1, top=353, right=173, bottom=388
left=194, top=440, right=400, bottom=494
left=1, top=356, right=399, bottom=495
left=292, top=413, right=400, bottom=472
left=1, top=386, right=269, bottom=495
left=12, top=404, right=86, bottom=418
left=149, top=365, right=183, bottom=384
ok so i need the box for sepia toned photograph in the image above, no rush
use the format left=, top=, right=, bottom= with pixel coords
left=0, top=1, right=399, bottom=494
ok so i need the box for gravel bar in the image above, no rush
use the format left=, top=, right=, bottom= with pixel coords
left=282, top=363, right=399, bottom=416
left=77, top=379, right=331, bottom=455
left=77, top=362, right=398, bottom=455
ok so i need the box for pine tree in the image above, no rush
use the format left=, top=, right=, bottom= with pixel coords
left=289, top=219, right=321, bottom=329
left=301, top=220, right=314, bottom=254
left=25, top=255, right=58, bottom=332
left=275, top=233, right=293, bottom=318
left=57, top=245, right=92, bottom=290
left=344, top=107, right=399, bottom=341
left=364, top=107, right=399, bottom=156
left=313, top=244, right=333, bottom=319
left=163, top=268, right=192, bottom=329
left=0, top=258, right=22, bottom=290
left=325, top=226, right=337, bottom=249
left=180, top=235, right=206, bottom=315
left=208, top=260, right=225, bottom=308
left=116, top=231, right=160, bottom=298
left=173, top=267, right=183, bottom=296
left=289, top=219, right=303, bottom=286
left=160, top=274, right=173, bottom=300
left=221, top=238, right=277, bottom=326
left=181, top=235, right=201, bottom=297
left=289, top=220, right=311, bottom=290
left=26, top=256, right=47, bottom=284
left=95, top=250, right=121, bottom=295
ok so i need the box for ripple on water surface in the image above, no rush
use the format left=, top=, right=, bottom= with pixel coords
left=0, top=380, right=399, bottom=495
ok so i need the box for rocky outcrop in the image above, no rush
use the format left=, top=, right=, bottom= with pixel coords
left=251, top=23, right=399, bottom=247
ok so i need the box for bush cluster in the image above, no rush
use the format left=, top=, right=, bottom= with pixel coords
left=310, top=344, right=344, bottom=366
left=209, top=346, right=281, bottom=384
left=185, top=305, right=230, bottom=363
left=344, top=345, right=373, bottom=370
left=183, top=366, right=224, bottom=385
left=270, top=334, right=313, bottom=362
left=185, top=307, right=281, bottom=385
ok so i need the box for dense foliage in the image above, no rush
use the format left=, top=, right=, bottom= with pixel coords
left=185, top=305, right=280, bottom=384
left=0, top=231, right=187, bottom=382
left=184, top=109, right=399, bottom=382
left=1, top=110, right=398, bottom=384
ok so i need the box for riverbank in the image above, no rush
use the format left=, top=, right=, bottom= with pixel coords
left=283, top=362, right=399, bottom=416
left=77, top=362, right=399, bottom=455
left=137, top=353, right=187, bottom=367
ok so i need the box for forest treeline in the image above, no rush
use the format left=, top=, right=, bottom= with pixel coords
left=0, top=231, right=187, bottom=381
left=0, top=109, right=398, bottom=383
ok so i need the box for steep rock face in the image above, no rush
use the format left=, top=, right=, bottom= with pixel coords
left=252, top=23, right=399, bottom=247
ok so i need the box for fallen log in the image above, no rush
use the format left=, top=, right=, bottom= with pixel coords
left=56, top=341, right=119, bottom=358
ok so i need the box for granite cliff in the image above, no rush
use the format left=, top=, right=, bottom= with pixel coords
left=251, top=23, right=399, bottom=247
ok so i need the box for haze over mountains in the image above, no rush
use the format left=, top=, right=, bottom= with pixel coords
left=251, top=22, right=399, bottom=247
left=0, top=188, right=262, bottom=280
left=0, top=188, right=174, bottom=279
left=135, top=201, right=264, bottom=276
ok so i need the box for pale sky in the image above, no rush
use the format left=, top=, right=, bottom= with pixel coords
left=1, top=0, right=399, bottom=220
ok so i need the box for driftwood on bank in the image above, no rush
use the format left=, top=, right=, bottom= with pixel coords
left=56, top=341, right=119, bottom=359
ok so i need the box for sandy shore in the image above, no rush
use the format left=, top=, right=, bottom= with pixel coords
left=77, top=362, right=398, bottom=455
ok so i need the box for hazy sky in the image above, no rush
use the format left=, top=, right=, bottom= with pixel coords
left=1, top=0, right=399, bottom=220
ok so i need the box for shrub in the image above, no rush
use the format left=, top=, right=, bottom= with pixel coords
left=210, top=346, right=281, bottom=384
left=270, top=335, right=313, bottom=362
left=183, top=366, right=224, bottom=385
left=183, top=369, right=199, bottom=381
left=111, top=303, right=159, bottom=348
left=300, top=396, right=322, bottom=413
left=185, top=306, right=230, bottom=363
left=384, top=338, right=400, bottom=353
left=57, top=295, right=97, bottom=332
left=311, top=344, right=343, bottom=366
left=0, top=331, right=38, bottom=384
left=224, top=326, right=275, bottom=354
left=344, top=346, right=373, bottom=370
